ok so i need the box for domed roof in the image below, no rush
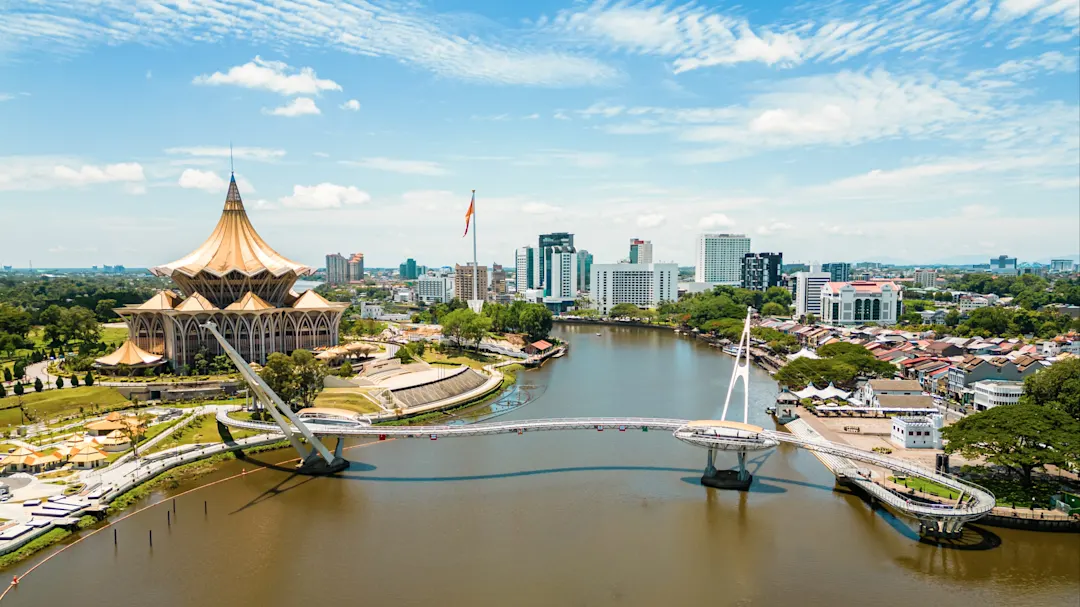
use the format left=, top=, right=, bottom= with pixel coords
left=152, top=176, right=311, bottom=279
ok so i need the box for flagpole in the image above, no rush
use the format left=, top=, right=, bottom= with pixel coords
left=471, top=189, right=478, bottom=303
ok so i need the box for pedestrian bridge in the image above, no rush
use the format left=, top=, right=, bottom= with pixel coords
left=215, top=409, right=996, bottom=537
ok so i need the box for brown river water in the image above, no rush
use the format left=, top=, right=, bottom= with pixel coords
left=6, top=324, right=1079, bottom=606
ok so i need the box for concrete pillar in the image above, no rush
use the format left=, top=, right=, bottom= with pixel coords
left=334, top=436, right=345, bottom=459
left=705, top=449, right=716, bottom=476
left=737, top=450, right=748, bottom=481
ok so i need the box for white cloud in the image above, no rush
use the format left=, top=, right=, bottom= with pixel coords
left=698, top=213, right=735, bottom=229
left=4, top=2, right=617, bottom=87
left=522, top=202, right=563, bottom=214
left=756, top=222, right=792, bottom=235
left=967, top=50, right=1079, bottom=82
left=280, top=183, right=371, bottom=209
left=342, top=157, right=450, bottom=176
left=263, top=97, right=320, bottom=117
left=0, top=93, right=13, bottom=101
left=178, top=170, right=254, bottom=193
left=0, top=157, right=145, bottom=191
left=636, top=213, right=666, bottom=228
left=340, top=99, right=361, bottom=111
left=165, top=146, right=286, bottom=162
left=194, top=57, right=341, bottom=96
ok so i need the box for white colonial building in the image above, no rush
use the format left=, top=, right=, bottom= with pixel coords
left=972, top=379, right=1024, bottom=411
left=890, top=415, right=944, bottom=449
left=819, top=281, right=902, bottom=325
left=591, top=263, right=678, bottom=315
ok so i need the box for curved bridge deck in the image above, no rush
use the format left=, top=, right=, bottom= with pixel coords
left=217, top=410, right=994, bottom=527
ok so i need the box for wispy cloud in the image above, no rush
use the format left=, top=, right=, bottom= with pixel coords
left=194, top=57, right=342, bottom=96
left=340, top=99, right=361, bottom=111
left=1, top=1, right=618, bottom=87
left=0, top=156, right=145, bottom=191
left=341, top=157, right=450, bottom=176
left=165, top=146, right=286, bottom=162
left=178, top=169, right=254, bottom=194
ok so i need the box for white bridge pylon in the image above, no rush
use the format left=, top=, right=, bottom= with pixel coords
left=719, top=307, right=753, bottom=424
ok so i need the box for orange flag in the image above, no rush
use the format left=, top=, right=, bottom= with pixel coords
left=462, top=191, right=475, bottom=237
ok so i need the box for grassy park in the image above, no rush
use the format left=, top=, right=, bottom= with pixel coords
left=0, top=386, right=130, bottom=431
left=889, top=475, right=962, bottom=500
left=146, top=414, right=260, bottom=454
left=313, top=387, right=384, bottom=414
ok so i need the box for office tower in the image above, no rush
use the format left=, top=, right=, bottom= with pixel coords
left=741, top=252, right=783, bottom=291
left=538, top=232, right=574, bottom=290
left=629, top=238, right=653, bottom=265
left=694, top=233, right=750, bottom=285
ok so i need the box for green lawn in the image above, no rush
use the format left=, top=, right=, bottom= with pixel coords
left=313, top=388, right=384, bottom=414
left=422, top=350, right=498, bottom=370
left=146, top=414, right=260, bottom=454
left=0, top=386, right=130, bottom=430
left=890, top=476, right=961, bottom=500
left=100, top=325, right=129, bottom=345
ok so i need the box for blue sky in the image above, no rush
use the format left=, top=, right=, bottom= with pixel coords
left=1, top=0, right=1077, bottom=270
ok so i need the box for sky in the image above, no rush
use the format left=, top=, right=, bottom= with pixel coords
left=0, top=0, right=1078, bottom=270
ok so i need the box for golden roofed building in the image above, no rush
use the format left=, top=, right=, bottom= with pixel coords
left=109, top=175, right=348, bottom=370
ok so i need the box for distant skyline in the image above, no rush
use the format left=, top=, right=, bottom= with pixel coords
left=1, top=1, right=1078, bottom=269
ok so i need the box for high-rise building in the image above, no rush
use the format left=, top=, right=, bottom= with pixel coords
left=989, top=255, right=1018, bottom=274
left=1049, top=259, right=1072, bottom=273
left=913, top=269, right=937, bottom=288
left=454, top=263, right=488, bottom=302
left=577, top=249, right=593, bottom=294
left=591, top=263, right=679, bottom=315
left=629, top=239, right=653, bottom=265
left=325, top=253, right=348, bottom=285
left=347, top=253, right=364, bottom=283
left=539, top=232, right=574, bottom=290
left=399, top=258, right=419, bottom=280
left=491, top=263, right=507, bottom=297
left=794, top=270, right=831, bottom=320
left=694, top=233, right=750, bottom=285
left=544, top=246, right=578, bottom=310
left=515, top=246, right=537, bottom=291
left=822, top=262, right=852, bottom=283
left=741, top=252, right=783, bottom=291
left=417, top=275, right=454, bottom=304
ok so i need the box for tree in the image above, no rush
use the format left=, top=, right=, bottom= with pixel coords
left=1019, top=359, right=1080, bottom=421
left=55, top=376, right=64, bottom=389
left=776, top=358, right=859, bottom=390
left=71, top=374, right=79, bottom=387
left=84, top=371, right=94, bottom=386
left=338, top=360, right=353, bottom=378
left=290, top=350, right=328, bottom=410
left=942, top=405, right=1080, bottom=486
left=763, top=286, right=793, bottom=307
left=518, top=305, right=552, bottom=341
left=33, top=377, right=43, bottom=393
left=13, top=383, right=23, bottom=396
left=898, top=310, right=923, bottom=326
left=760, top=302, right=788, bottom=317
left=944, top=309, right=961, bottom=327
left=966, top=306, right=1012, bottom=336
left=609, top=303, right=641, bottom=318
left=2, top=368, right=10, bottom=382
left=0, top=383, right=5, bottom=398
left=94, top=299, right=118, bottom=322
left=261, top=353, right=300, bottom=407
left=804, top=313, right=818, bottom=325
left=39, top=304, right=65, bottom=345
left=440, top=308, right=474, bottom=348
left=12, top=361, right=25, bottom=381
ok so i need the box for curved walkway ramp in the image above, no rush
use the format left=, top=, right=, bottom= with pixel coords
left=216, top=410, right=994, bottom=536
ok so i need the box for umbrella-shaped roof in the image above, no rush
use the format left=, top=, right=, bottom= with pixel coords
left=94, top=340, right=165, bottom=367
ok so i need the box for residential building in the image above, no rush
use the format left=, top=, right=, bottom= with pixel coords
left=399, top=258, right=419, bottom=280
left=629, top=239, right=653, bottom=264
left=515, top=246, right=538, bottom=291
left=1050, top=259, right=1073, bottom=273
left=454, top=263, right=488, bottom=302
left=918, top=309, right=946, bottom=324
left=989, top=255, right=1018, bottom=274
left=694, top=233, right=750, bottom=285
left=890, top=415, right=943, bottom=449
left=491, top=263, right=507, bottom=297
left=543, top=246, right=578, bottom=311
left=794, top=270, right=831, bottom=320
left=947, top=355, right=1044, bottom=402
left=972, top=380, right=1024, bottom=411
left=416, top=275, right=454, bottom=304
left=393, top=288, right=414, bottom=303
left=819, top=281, right=902, bottom=326
left=958, top=295, right=989, bottom=313
left=741, top=252, right=783, bottom=291
left=539, top=232, right=574, bottom=290
left=591, top=263, right=678, bottom=315
left=325, top=253, right=348, bottom=285
left=577, top=249, right=593, bottom=294
left=858, top=379, right=924, bottom=406
left=347, top=253, right=365, bottom=283
left=913, top=269, right=937, bottom=289
left=822, top=262, right=851, bottom=283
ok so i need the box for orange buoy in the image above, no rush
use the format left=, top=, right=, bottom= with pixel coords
left=11, top=575, right=18, bottom=586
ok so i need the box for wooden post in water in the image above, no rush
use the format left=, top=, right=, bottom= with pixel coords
left=114, top=528, right=117, bottom=545
left=167, top=511, right=171, bottom=527
left=149, top=530, right=153, bottom=547
left=173, top=498, right=176, bottom=513
left=204, top=500, right=207, bottom=515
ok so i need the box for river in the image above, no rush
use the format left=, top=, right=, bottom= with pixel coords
left=6, top=325, right=1079, bottom=605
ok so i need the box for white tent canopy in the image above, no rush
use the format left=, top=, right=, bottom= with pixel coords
left=793, top=383, right=851, bottom=400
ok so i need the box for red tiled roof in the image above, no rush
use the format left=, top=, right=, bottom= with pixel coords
left=530, top=340, right=553, bottom=350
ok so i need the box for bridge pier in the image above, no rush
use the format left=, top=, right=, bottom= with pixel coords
left=297, top=440, right=350, bottom=475
left=700, top=447, right=752, bottom=491
left=918, top=518, right=965, bottom=540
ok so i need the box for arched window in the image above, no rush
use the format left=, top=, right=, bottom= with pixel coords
left=854, top=298, right=863, bottom=321
left=872, top=299, right=881, bottom=321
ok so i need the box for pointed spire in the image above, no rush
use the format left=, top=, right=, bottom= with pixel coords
left=224, top=173, right=244, bottom=211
